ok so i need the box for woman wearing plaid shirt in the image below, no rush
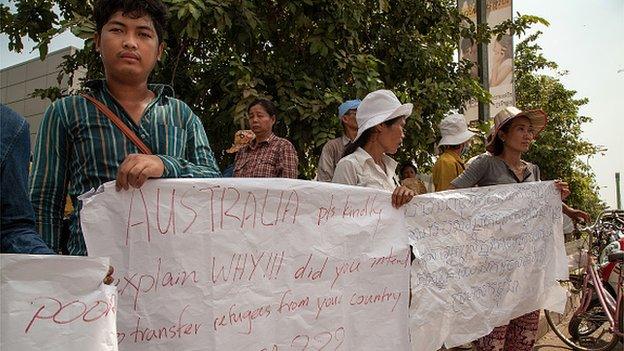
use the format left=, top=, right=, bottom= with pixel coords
left=234, top=99, right=299, bottom=178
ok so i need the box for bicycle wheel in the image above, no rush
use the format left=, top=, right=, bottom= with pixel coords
left=545, top=281, right=620, bottom=351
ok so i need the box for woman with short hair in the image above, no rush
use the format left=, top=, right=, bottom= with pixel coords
left=234, top=99, right=299, bottom=178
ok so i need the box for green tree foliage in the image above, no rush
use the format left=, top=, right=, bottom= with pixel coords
left=514, top=32, right=605, bottom=217
left=2, top=0, right=542, bottom=178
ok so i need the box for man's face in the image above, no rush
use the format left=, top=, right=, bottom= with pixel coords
left=342, top=109, right=358, bottom=129
left=95, top=11, right=164, bottom=83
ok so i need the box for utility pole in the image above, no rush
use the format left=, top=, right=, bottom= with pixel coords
left=476, top=0, right=490, bottom=123
left=616, top=172, right=621, bottom=209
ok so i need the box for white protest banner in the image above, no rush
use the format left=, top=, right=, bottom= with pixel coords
left=80, top=179, right=410, bottom=350
left=406, top=181, right=567, bottom=350
left=1, top=254, right=118, bottom=351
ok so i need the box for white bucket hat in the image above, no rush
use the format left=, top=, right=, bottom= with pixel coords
left=354, top=89, right=413, bottom=141
left=438, top=112, right=475, bottom=146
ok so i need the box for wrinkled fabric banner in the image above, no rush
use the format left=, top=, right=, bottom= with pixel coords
left=406, top=181, right=567, bottom=350
left=81, top=179, right=410, bottom=351
left=1, top=254, right=117, bottom=351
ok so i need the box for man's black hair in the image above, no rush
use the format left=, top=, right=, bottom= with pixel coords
left=93, top=0, right=168, bottom=44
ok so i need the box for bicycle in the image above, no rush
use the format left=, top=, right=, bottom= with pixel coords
left=544, top=210, right=624, bottom=351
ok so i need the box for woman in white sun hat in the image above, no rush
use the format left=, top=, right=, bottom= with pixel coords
left=332, top=89, right=415, bottom=208
left=449, top=106, right=590, bottom=351
left=432, top=112, right=475, bottom=191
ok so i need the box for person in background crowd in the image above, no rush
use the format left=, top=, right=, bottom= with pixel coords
left=316, top=99, right=360, bottom=182
left=399, top=162, right=428, bottom=195
left=332, top=89, right=415, bottom=208
left=29, top=0, right=221, bottom=256
left=222, top=130, right=255, bottom=177
left=1, top=105, right=54, bottom=254
left=234, top=99, right=299, bottom=178
left=449, top=106, right=590, bottom=351
left=432, top=112, right=475, bottom=191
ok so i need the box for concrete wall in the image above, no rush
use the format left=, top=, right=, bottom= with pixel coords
left=0, top=46, right=85, bottom=147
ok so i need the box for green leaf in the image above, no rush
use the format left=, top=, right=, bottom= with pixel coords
left=188, top=4, right=200, bottom=20
left=5, top=0, right=601, bottom=201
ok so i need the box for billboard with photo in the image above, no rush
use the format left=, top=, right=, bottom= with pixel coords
left=458, top=0, right=514, bottom=122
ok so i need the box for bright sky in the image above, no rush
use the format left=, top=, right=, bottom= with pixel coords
left=514, top=0, right=623, bottom=209
left=1, top=1, right=622, bottom=208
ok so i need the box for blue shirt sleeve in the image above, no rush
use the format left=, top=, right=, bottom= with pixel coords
left=1, top=105, right=54, bottom=254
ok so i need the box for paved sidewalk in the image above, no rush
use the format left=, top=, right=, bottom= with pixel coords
left=534, top=326, right=575, bottom=350
left=534, top=310, right=623, bottom=350
left=442, top=310, right=622, bottom=351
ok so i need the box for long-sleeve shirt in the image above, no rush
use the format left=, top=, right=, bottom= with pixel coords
left=332, top=147, right=400, bottom=192
left=316, top=135, right=350, bottom=182
left=29, top=80, right=221, bottom=255
left=1, top=105, right=53, bottom=254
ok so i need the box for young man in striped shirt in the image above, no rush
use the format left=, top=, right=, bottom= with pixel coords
left=29, top=0, right=221, bottom=255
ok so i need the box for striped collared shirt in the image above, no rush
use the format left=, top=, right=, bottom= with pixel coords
left=29, top=80, right=221, bottom=255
